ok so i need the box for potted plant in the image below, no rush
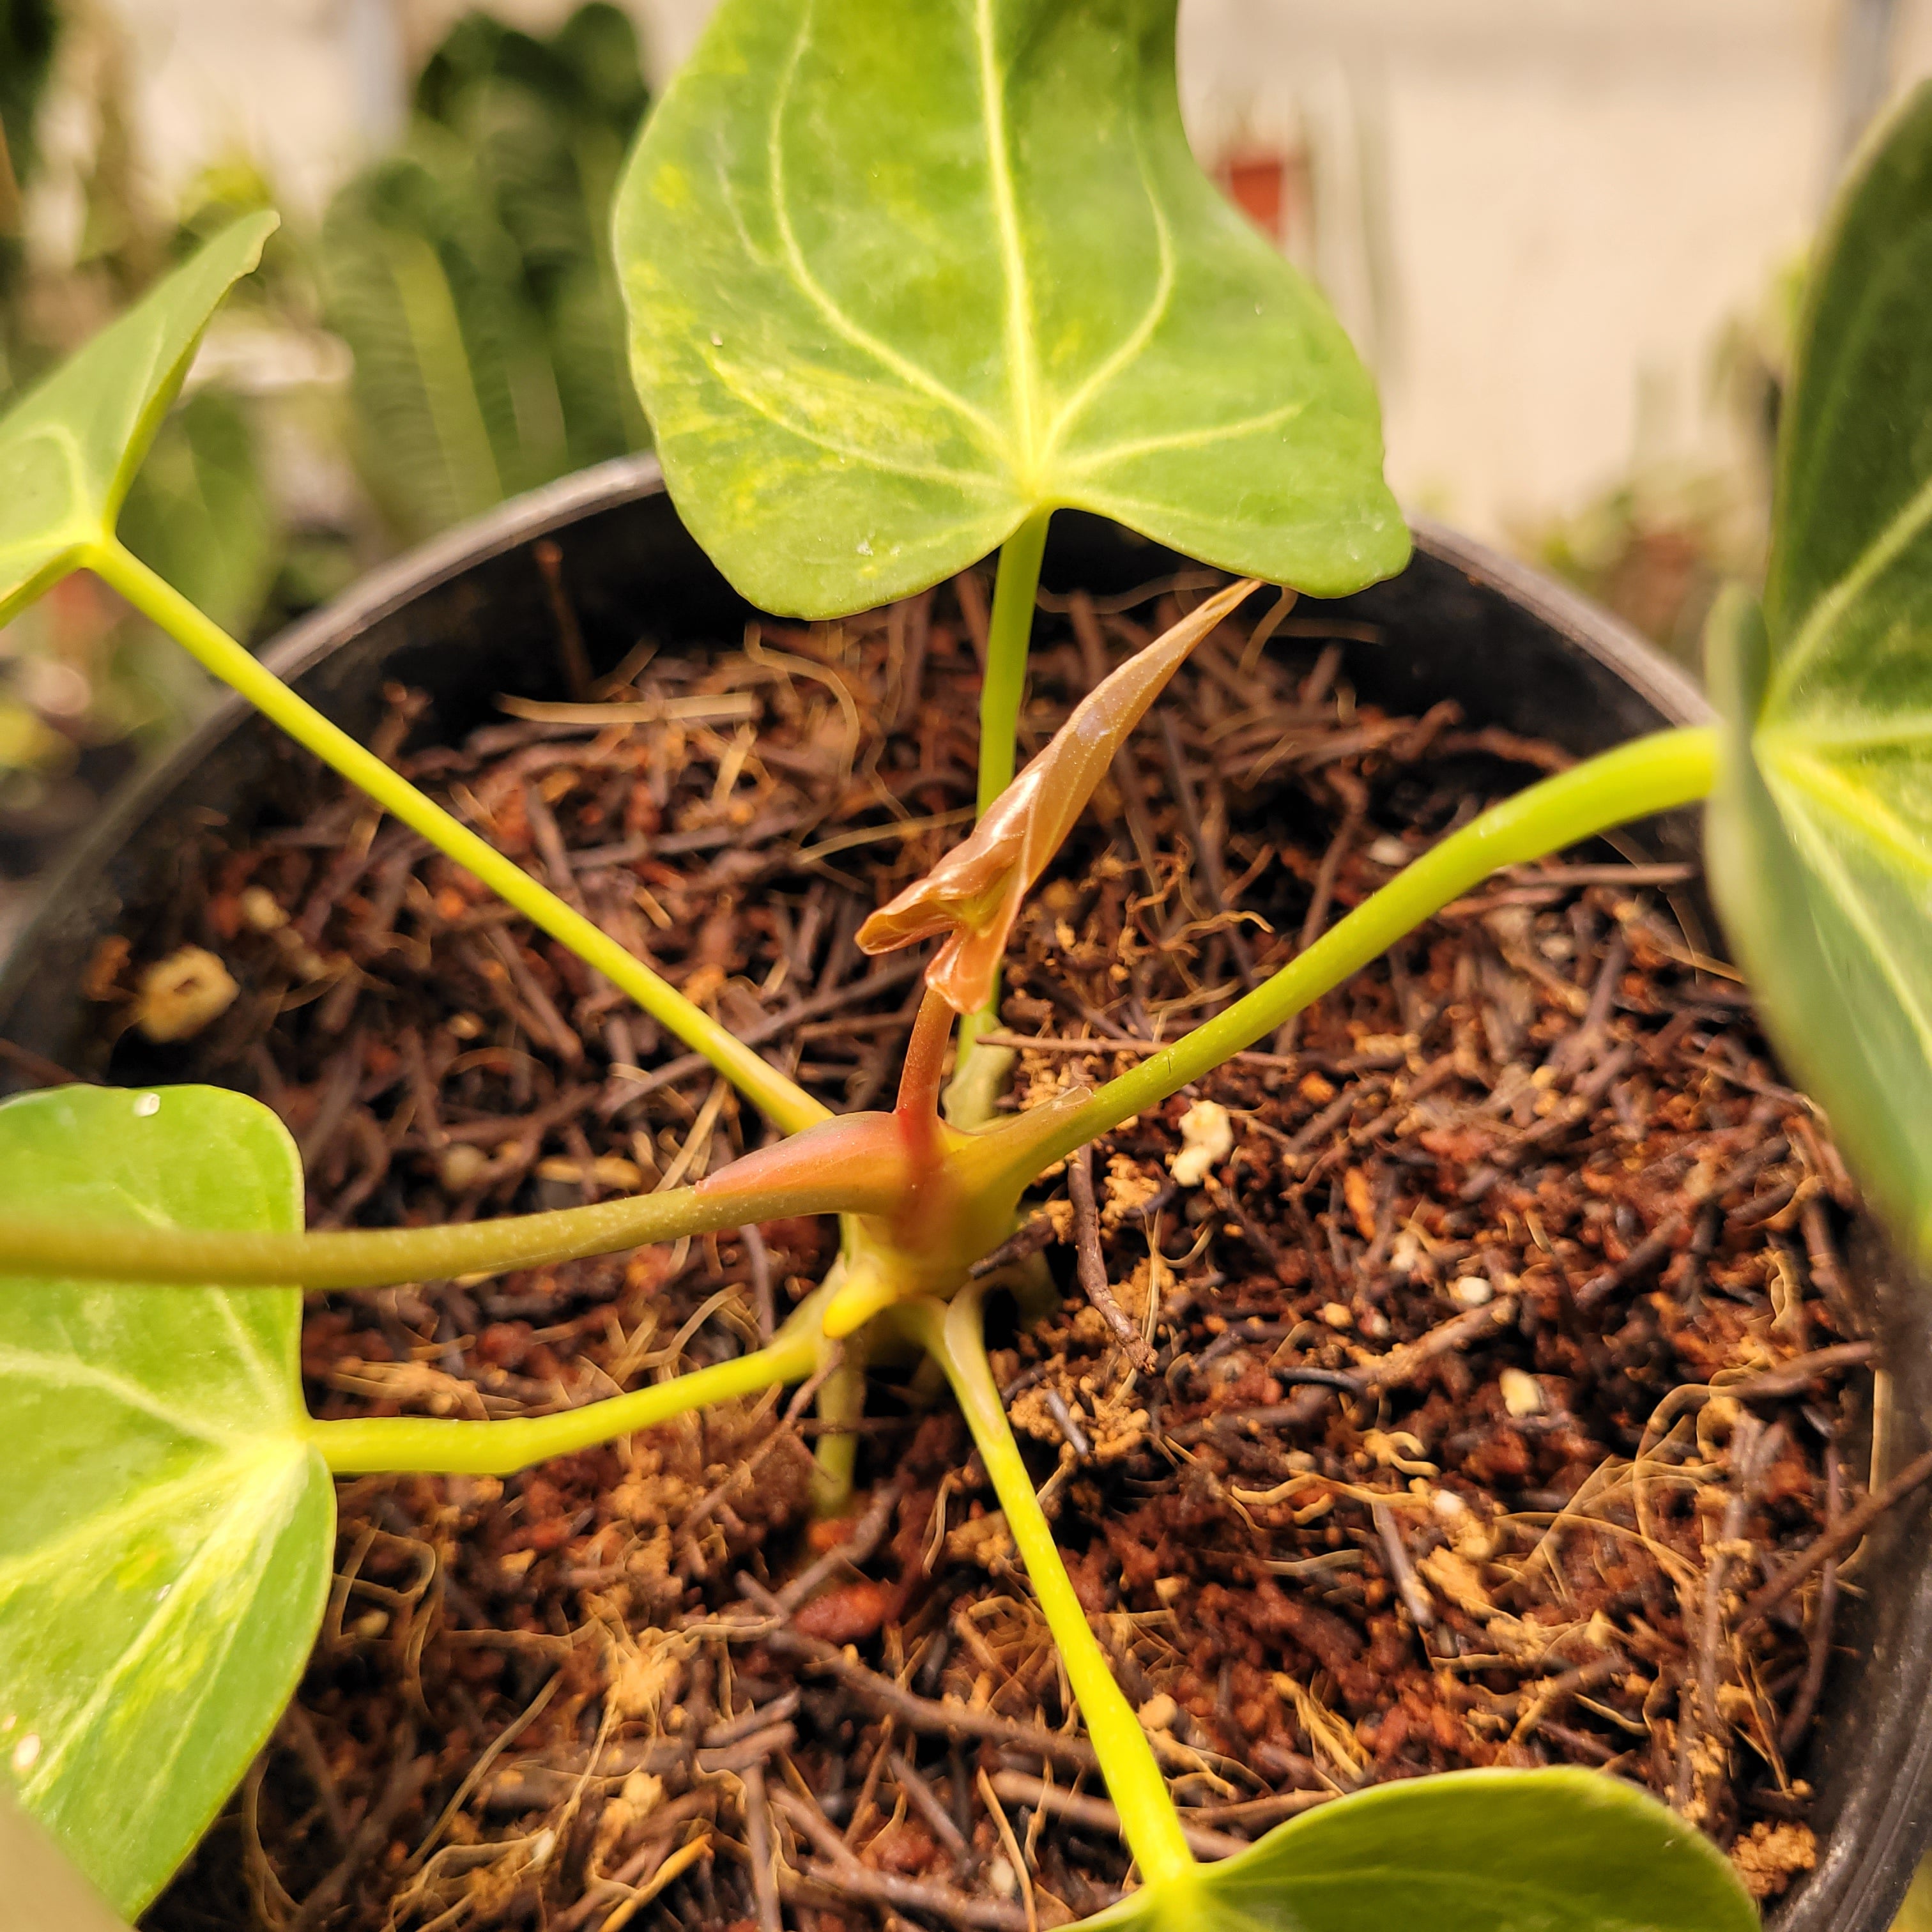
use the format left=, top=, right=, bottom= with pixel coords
left=1, top=3, right=1929, bottom=1927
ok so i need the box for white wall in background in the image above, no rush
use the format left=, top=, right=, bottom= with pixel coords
left=1179, top=0, right=1840, bottom=536
left=82, top=0, right=1932, bottom=537
left=91, top=0, right=404, bottom=214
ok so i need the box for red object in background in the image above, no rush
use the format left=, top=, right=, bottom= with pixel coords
left=1222, top=151, right=1287, bottom=240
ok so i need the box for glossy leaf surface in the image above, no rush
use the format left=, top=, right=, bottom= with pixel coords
left=0, top=1085, right=333, bottom=1915
left=0, top=211, right=277, bottom=624
left=1078, top=1767, right=1757, bottom=1932
left=615, top=0, right=1406, bottom=617
left=1706, top=80, right=1932, bottom=1259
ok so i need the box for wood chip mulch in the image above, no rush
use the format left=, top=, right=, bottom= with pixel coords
left=53, top=567, right=1887, bottom=1930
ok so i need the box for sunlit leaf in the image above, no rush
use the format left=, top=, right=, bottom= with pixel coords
left=858, top=576, right=1258, bottom=1010
left=615, top=0, right=1406, bottom=618
left=0, top=211, right=277, bottom=625
left=1705, top=79, right=1932, bottom=1259
left=0, top=1084, right=334, bottom=1916
left=1077, top=1768, right=1756, bottom=1932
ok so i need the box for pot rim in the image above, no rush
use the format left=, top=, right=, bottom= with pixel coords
left=8, top=456, right=1712, bottom=956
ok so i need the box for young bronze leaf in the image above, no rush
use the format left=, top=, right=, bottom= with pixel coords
left=1071, top=1767, right=1757, bottom=1932
left=1705, top=80, right=1932, bottom=1261
left=614, top=0, right=1405, bottom=619
left=859, top=577, right=1257, bottom=1011
left=0, top=211, right=277, bottom=625
left=0, top=1084, right=334, bottom=1916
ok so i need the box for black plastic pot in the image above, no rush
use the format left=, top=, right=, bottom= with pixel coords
left=3, top=456, right=1929, bottom=1929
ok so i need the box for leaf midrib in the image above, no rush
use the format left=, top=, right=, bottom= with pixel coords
left=765, top=2, right=1005, bottom=459
left=973, top=0, right=1039, bottom=481
left=1761, top=710, right=1932, bottom=749
left=754, top=0, right=1227, bottom=498
left=1764, top=738, right=1932, bottom=881
left=0, top=1455, right=256, bottom=1594
left=1759, top=742, right=1932, bottom=1071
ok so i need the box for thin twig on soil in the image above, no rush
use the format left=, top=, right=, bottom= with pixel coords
left=1068, top=1145, right=1156, bottom=1372
left=772, top=1782, right=1032, bottom=1932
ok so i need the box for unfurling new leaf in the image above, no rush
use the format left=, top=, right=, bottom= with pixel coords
left=858, top=576, right=1258, bottom=1011
left=1705, top=79, right=1932, bottom=1263
left=615, top=0, right=1406, bottom=618
left=0, top=1085, right=333, bottom=1917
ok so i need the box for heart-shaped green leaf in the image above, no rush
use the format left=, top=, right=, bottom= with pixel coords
left=1705, top=80, right=1932, bottom=1259
left=0, top=1084, right=334, bottom=1917
left=0, top=210, right=277, bottom=626
left=615, top=0, right=1406, bottom=618
left=1077, top=1767, right=1757, bottom=1932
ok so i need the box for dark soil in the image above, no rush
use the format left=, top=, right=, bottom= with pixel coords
left=39, top=569, right=1876, bottom=1929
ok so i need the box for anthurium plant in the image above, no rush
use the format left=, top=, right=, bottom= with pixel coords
left=0, top=0, right=1926, bottom=1922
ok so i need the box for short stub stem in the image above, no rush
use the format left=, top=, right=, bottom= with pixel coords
left=810, top=1338, right=868, bottom=1515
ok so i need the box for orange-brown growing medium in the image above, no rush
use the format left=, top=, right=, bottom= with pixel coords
left=93, top=573, right=1857, bottom=1929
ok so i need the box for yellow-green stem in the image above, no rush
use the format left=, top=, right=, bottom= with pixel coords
left=905, top=1286, right=1195, bottom=1887
left=1036, top=725, right=1718, bottom=1170
left=949, top=507, right=1052, bottom=1126
left=976, top=509, right=1052, bottom=816
left=0, top=1174, right=884, bottom=1288
left=314, top=1325, right=818, bottom=1473
left=89, top=539, right=825, bottom=1136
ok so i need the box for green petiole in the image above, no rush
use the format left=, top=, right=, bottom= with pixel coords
left=87, top=538, right=828, bottom=1138
left=1034, top=723, right=1719, bottom=1169
left=314, top=1310, right=822, bottom=1475
left=0, top=727, right=1719, bottom=1296
left=950, top=507, right=1052, bottom=1126
left=0, top=1167, right=888, bottom=1288
left=976, top=509, right=1054, bottom=818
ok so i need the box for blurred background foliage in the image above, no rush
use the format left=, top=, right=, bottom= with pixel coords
left=0, top=0, right=651, bottom=878
left=319, top=1, right=649, bottom=538
left=0, top=0, right=1820, bottom=900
